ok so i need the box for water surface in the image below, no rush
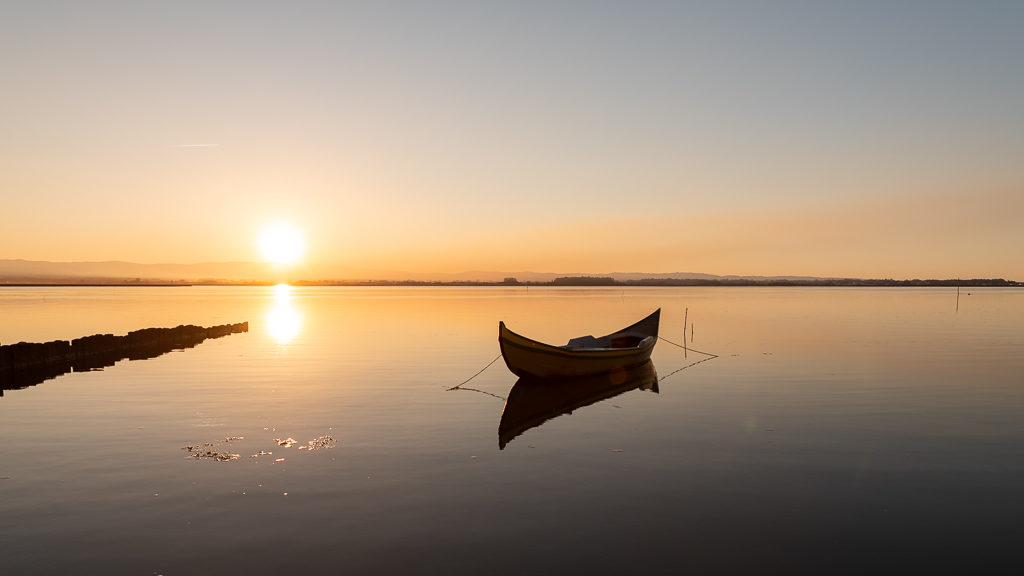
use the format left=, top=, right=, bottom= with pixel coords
left=1, top=286, right=1022, bottom=574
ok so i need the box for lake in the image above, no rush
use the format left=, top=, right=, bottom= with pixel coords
left=1, top=286, right=1022, bottom=574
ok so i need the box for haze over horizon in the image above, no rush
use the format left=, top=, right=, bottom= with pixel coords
left=2, top=2, right=1022, bottom=280
left=1, top=257, right=1017, bottom=285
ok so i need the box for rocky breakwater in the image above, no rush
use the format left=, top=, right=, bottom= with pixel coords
left=0, top=322, right=248, bottom=394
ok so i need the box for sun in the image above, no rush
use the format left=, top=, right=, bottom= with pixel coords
left=259, top=222, right=306, bottom=265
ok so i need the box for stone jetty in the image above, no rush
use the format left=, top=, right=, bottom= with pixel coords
left=0, top=322, right=248, bottom=394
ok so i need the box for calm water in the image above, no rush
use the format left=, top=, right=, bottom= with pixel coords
left=1, top=286, right=1023, bottom=574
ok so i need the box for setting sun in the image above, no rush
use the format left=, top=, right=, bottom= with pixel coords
left=259, top=223, right=305, bottom=265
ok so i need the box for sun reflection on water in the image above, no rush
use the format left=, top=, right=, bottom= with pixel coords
left=267, top=284, right=301, bottom=344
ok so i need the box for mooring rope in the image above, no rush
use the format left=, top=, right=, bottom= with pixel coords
left=449, top=385, right=506, bottom=401
left=658, top=355, right=718, bottom=382
left=657, top=336, right=719, bottom=358
left=449, top=336, right=718, bottom=392
left=448, top=354, right=502, bottom=391
left=656, top=336, right=719, bottom=381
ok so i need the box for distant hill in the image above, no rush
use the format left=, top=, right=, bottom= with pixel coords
left=0, top=260, right=755, bottom=284
left=0, top=259, right=1017, bottom=286
left=0, top=259, right=826, bottom=284
left=0, top=259, right=275, bottom=283
left=0, top=259, right=414, bottom=283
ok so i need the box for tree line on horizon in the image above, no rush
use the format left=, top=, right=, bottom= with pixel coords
left=1, top=276, right=1019, bottom=287
left=535, top=277, right=1021, bottom=287
left=297, top=276, right=1021, bottom=287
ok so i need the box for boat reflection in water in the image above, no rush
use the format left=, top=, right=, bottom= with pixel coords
left=498, top=360, right=658, bottom=449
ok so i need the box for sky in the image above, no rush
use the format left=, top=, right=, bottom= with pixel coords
left=2, top=1, right=1022, bottom=280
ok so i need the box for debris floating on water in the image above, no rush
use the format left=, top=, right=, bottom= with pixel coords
left=183, top=437, right=242, bottom=462
left=305, top=435, right=337, bottom=451
left=182, top=445, right=240, bottom=462
left=187, top=432, right=336, bottom=462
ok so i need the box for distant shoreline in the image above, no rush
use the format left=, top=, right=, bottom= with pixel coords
left=1, top=277, right=1020, bottom=288
left=0, top=283, right=193, bottom=287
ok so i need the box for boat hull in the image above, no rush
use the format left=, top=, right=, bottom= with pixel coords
left=498, top=309, right=660, bottom=379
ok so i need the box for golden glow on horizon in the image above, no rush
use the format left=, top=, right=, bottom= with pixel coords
left=267, top=284, right=301, bottom=344
left=259, top=223, right=306, bottom=266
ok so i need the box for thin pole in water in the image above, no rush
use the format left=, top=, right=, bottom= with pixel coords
left=683, top=307, right=689, bottom=359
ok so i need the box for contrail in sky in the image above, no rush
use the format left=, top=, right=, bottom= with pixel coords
left=170, top=143, right=220, bottom=148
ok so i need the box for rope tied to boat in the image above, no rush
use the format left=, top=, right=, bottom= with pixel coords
left=655, top=336, right=720, bottom=381
left=449, top=334, right=719, bottom=394
left=448, top=354, right=502, bottom=391
left=657, top=336, right=719, bottom=359
left=657, top=354, right=718, bottom=381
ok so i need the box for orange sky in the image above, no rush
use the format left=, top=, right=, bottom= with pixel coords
left=2, top=3, right=1022, bottom=280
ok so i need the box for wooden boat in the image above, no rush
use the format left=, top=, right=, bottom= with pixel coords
left=499, top=360, right=658, bottom=449
left=498, top=309, right=660, bottom=379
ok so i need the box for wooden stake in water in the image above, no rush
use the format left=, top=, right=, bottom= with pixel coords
left=683, top=307, right=689, bottom=358
left=956, top=280, right=960, bottom=313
